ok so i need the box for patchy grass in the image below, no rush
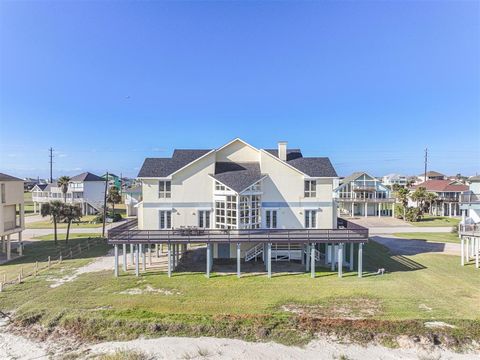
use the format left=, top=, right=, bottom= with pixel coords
left=26, top=215, right=103, bottom=229
left=0, top=240, right=479, bottom=348
left=410, top=216, right=460, bottom=227
left=0, top=233, right=104, bottom=280
left=393, top=232, right=460, bottom=244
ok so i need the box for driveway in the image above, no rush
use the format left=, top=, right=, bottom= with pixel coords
left=372, top=236, right=460, bottom=256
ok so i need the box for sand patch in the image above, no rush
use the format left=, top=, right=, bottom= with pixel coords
left=118, top=285, right=181, bottom=296
left=425, top=321, right=457, bottom=329
left=46, top=250, right=115, bottom=288
left=419, top=304, right=433, bottom=312
left=282, top=298, right=381, bottom=320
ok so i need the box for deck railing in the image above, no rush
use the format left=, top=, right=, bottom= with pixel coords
left=459, top=224, right=480, bottom=236
left=460, top=193, right=480, bottom=204
left=336, top=197, right=395, bottom=203
left=107, top=219, right=369, bottom=245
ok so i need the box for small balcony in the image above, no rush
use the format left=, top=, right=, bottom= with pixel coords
left=460, top=193, right=480, bottom=204
left=336, top=196, right=395, bottom=203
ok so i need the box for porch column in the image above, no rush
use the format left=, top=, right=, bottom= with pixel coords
left=1, top=236, right=4, bottom=253
left=349, top=243, right=354, bottom=271
left=392, top=203, right=395, bottom=217
left=122, top=244, right=127, bottom=271
left=237, top=243, right=241, bottom=278
left=310, top=243, right=315, bottom=278
left=18, top=232, right=23, bottom=256
left=130, top=244, right=134, bottom=265
left=148, top=245, right=152, bottom=266
left=172, top=244, right=176, bottom=269
left=378, top=203, right=381, bottom=217
left=466, top=238, right=470, bottom=261
left=135, top=244, right=139, bottom=277
left=331, top=244, right=335, bottom=271
left=167, top=243, right=172, bottom=277
left=142, top=244, right=146, bottom=272
left=34, top=202, right=37, bottom=213
left=475, top=237, right=479, bottom=269
left=358, top=243, right=363, bottom=278
left=449, top=203, right=453, bottom=218
left=301, top=244, right=305, bottom=265
left=461, top=237, right=465, bottom=266
left=306, top=244, right=310, bottom=272
left=267, top=243, right=272, bottom=278
left=338, top=243, right=343, bottom=278
left=114, top=244, right=119, bottom=277
left=364, top=202, right=368, bottom=217
left=206, top=243, right=211, bottom=278
left=6, top=235, right=11, bottom=261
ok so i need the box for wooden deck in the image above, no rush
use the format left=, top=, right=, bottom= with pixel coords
left=107, top=219, right=369, bottom=245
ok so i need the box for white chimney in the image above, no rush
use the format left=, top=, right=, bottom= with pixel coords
left=278, top=141, right=288, bottom=161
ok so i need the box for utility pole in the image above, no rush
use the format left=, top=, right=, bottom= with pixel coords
left=102, top=171, right=109, bottom=238
left=49, top=147, right=54, bottom=183
left=424, top=148, right=428, bottom=183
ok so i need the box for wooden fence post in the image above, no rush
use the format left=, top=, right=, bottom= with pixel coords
left=35, top=261, right=38, bottom=276
left=70, top=248, right=73, bottom=258
left=18, top=273, right=21, bottom=284
left=48, top=256, right=51, bottom=268
left=0, top=282, right=3, bottom=292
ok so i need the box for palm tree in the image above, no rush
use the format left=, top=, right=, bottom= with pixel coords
left=425, top=192, right=438, bottom=215
left=107, top=186, right=122, bottom=218
left=410, top=187, right=428, bottom=215
left=60, top=204, right=82, bottom=244
left=40, top=200, right=64, bottom=245
left=57, top=176, right=71, bottom=203
left=395, top=187, right=409, bottom=219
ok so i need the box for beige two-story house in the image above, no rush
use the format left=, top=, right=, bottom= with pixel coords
left=0, top=173, right=25, bottom=261
left=136, top=138, right=339, bottom=261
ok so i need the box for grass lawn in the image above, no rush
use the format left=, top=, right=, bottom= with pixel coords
left=410, top=215, right=460, bottom=227
left=0, top=233, right=103, bottom=280
left=393, top=232, right=460, bottom=244
left=26, top=215, right=104, bottom=229
left=1, top=237, right=479, bottom=347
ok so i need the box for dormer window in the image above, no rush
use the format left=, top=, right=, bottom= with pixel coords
left=304, top=180, right=316, bottom=198
left=159, top=181, right=171, bottom=198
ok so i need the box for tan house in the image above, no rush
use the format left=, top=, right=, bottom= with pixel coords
left=0, top=173, right=25, bottom=261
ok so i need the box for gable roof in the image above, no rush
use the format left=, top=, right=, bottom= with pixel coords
left=32, top=184, right=48, bottom=191
left=70, top=172, right=105, bottom=182
left=411, top=180, right=468, bottom=192
left=263, top=149, right=337, bottom=177
left=0, top=173, right=23, bottom=182
left=138, top=149, right=212, bottom=178
left=341, top=172, right=369, bottom=184
left=211, top=162, right=264, bottom=193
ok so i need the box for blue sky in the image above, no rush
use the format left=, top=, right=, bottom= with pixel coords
left=1, top=1, right=479, bottom=179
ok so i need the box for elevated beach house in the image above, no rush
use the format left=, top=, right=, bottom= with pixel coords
left=0, top=173, right=24, bottom=261
left=31, top=172, right=105, bottom=215
left=333, top=172, right=395, bottom=217
left=108, top=139, right=369, bottom=278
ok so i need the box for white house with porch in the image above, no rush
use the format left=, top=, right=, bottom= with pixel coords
left=334, top=172, right=395, bottom=217
left=0, top=173, right=24, bottom=261
left=31, top=172, right=105, bottom=215
left=124, top=186, right=142, bottom=217
left=108, top=139, right=369, bottom=279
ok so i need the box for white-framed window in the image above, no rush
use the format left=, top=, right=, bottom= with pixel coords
left=159, top=181, right=171, bottom=198
left=304, top=180, right=316, bottom=198
left=159, top=210, right=172, bottom=229
left=215, top=195, right=237, bottom=229
left=215, top=181, right=226, bottom=191
left=265, top=210, right=277, bottom=229
left=305, top=210, right=316, bottom=228
left=198, top=210, right=210, bottom=228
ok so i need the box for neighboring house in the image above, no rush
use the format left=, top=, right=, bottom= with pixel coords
left=23, top=177, right=47, bottom=191
left=136, top=138, right=339, bottom=261
left=460, top=175, right=480, bottom=223
left=124, top=185, right=142, bottom=217
left=102, top=173, right=121, bottom=190
left=334, top=172, right=395, bottom=217
left=409, top=180, right=468, bottom=217
left=32, top=172, right=105, bottom=215
left=0, top=173, right=24, bottom=261
left=413, top=171, right=446, bottom=185
left=382, top=173, right=408, bottom=188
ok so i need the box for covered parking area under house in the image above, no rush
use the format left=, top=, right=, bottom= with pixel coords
left=107, top=219, right=369, bottom=278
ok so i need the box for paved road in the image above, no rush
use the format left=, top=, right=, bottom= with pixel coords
left=372, top=236, right=460, bottom=256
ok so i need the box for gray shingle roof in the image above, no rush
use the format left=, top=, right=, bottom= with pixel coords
left=340, top=171, right=367, bottom=184
left=264, top=148, right=303, bottom=161
left=0, top=173, right=23, bottom=182
left=286, top=157, right=337, bottom=177
left=138, top=149, right=211, bottom=177
left=212, top=162, right=264, bottom=193
left=70, top=172, right=105, bottom=182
